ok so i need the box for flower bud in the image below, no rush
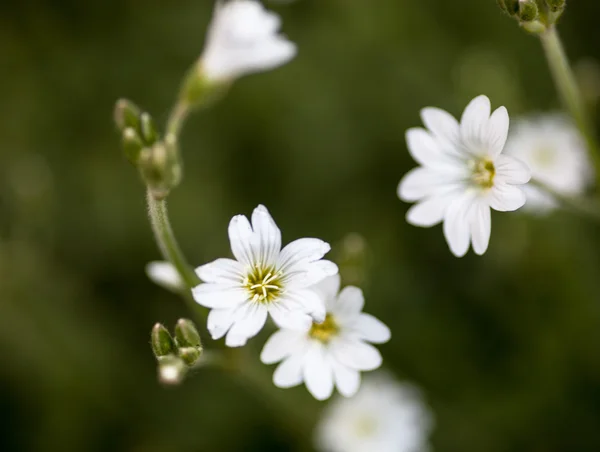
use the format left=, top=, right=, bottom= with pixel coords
left=140, top=112, right=159, bottom=146
left=151, top=323, right=175, bottom=358
left=122, top=128, right=144, bottom=165
left=114, top=99, right=141, bottom=132
left=174, top=318, right=202, bottom=348
left=178, top=346, right=202, bottom=366
left=518, top=0, right=538, bottom=22
left=157, top=355, right=187, bottom=385
left=138, top=139, right=182, bottom=200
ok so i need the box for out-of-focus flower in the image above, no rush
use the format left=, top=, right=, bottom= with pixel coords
left=504, top=114, right=593, bottom=213
left=398, top=95, right=531, bottom=257
left=261, top=274, right=390, bottom=400
left=315, top=373, right=433, bottom=452
left=199, top=0, right=297, bottom=83
left=193, top=205, right=337, bottom=347
left=146, top=261, right=184, bottom=291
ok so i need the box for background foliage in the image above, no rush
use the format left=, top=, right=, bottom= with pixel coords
left=2, top=0, right=600, bottom=450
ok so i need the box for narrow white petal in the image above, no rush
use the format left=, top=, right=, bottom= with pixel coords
left=277, top=238, right=331, bottom=272
left=195, top=258, right=244, bottom=285
left=284, top=260, right=339, bottom=290
left=225, top=304, right=268, bottom=347
left=303, top=343, right=334, bottom=400
left=397, top=167, right=445, bottom=202
left=207, top=308, right=236, bottom=340
left=261, top=330, right=305, bottom=364
left=406, top=194, right=454, bottom=227
left=406, top=127, right=450, bottom=167
left=269, top=301, right=313, bottom=331
left=330, top=338, right=382, bottom=371
left=489, top=183, right=527, bottom=212
left=228, top=214, right=256, bottom=267
left=192, top=283, right=248, bottom=309
left=273, top=355, right=304, bottom=388
left=351, top=313, right=391, bottom=344
left=494, top=155, right=531, bottom=185
left=146, top=261, right=183, bottom=291
left=420, top=107, right=460, bottom=146
left=251, top=204, right=282, bottom=267
left=470, top=202, right=492, bottom=256
left=486, top=106, right=510, bottom=157
left=443, top=193, right=474, bottom=257
left=331, top=361, right=361, bottom=397
left=461, top=95, right=491, bottom=144
left=331, top=286, right=364, bottom=320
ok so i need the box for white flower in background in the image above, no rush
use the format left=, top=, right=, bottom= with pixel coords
left=199, top=0, right=297, bottom=83
left=398, top=95, right=531, bottom=257
left=504, top=114, right=593, bottom=213
left=315, top=373, right=434, bottom=452
left=261, top=274, right=390, bottom=400
left=146, top=261, right=184, bottom=291
left=193, top=205, right=337, bottom=347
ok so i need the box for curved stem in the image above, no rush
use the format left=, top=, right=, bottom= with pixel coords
left=539, top=26, right=600, bottom=187
left=166, top=101, right=190, bottom=138
left=531, top=179, right=600, bottom=223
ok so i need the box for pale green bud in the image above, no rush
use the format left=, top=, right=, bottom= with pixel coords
left=151, top=323, right=175, bottom=358
left=140, top=113, right=159, bottom=146
left=518, top=1, right=539, bottom=22
left=122, top=128, right=144, bottom=165
left=178, top=346, right=202, bottom=366
left=157, top=355, right=187, bottom=385
left=174, top=318, right=202, bottom=348
left=139, top=138, right=182, bottom=200
left=114, top=99, right=141, bottom=132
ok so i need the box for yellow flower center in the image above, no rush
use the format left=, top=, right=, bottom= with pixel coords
left=244, top=265, right=283, bottom=304
left=471, top=158, right=495, bottom=188
left=309, top=314, right=339, bottom=343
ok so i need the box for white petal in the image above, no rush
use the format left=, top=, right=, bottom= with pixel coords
left=303, top=343, right=334, bottom=400
left=225, top=304, right=268, bottom=347
left=331, top=286, right=364, bottom=320
left=228, top=214, right=256, bottom=267
left=269, top=300, right=313, bottom=331
left=397, top=167, right=445, bottom=202
left=195, top=258, right=244, bottom=285
left=207, top=308, right=236, bottom=340
left=486, top=106, right=510, bottom=157
left=331, top=361, right=361, bottom=397
left=280, top=289, right=327, bottom=323
left=261, top=330, right=305, bottom=364
left=330, top=338, right=382, bottom=371
left=352, top=313, right=391, bottom=344
left=251, top=205, right=282, bottom=267
left=470, top=202, right=491, bottom=256
left=146, top=261, right=183, bottom=291
left=461, top=95, right=491, bottom=144
left=420, top=107, right=460, bottom=146
left=443, top=193, right=474, bottom=257
left=489, top=183, right=527, bottom=212
left=191, top=283, right=248, bottom=309
left=277, top=238, right=331, bottom=272
left=406, top=194, right=453, bottom=227
left=494, top=155, right=531, bottom=185
left=406, top=127, right=449, bottom=167
left=284, top=260, right=339, bottom=290
left=310, top=274, right=341, bottom=306
left=273, top=355, right=304, bottom=388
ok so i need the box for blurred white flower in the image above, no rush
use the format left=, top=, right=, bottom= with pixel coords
left=261, top=274, right=390, bottom=400
left=504, top=114, right=593, bottom=213
left=146, top=261, right=184, bottom=291
left=200, top=0, right=297, bottom=83
left=193, top=205, right=337, bottom=347
left=315, top=373, right=433, bottom=452
left=398, top=95, right=531, bottom=257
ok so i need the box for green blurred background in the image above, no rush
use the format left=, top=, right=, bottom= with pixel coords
left=2, top=0, right=600, bottom=450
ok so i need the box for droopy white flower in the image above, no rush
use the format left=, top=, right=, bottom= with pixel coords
left=315, top=373, right=434, bottom=452
left=193, top=205, right=337, bottom=347
left=398, top=95, right=532, bottom=257
left=199, top=0, right=297, bottom=83
left=504, top=113, right=593, bottom=213
left=146, top=261, right=184, bottom=292
left=261, top=274, right=390, bottom=400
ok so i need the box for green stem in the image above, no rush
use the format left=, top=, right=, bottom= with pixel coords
left=539, top=26, right=600, bottom=187
left=166, top=101, right=190, bottom=138
left=531, top=178, right=600, bottom=222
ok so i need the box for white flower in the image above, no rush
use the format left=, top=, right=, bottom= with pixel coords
left=146, top=261, right=184, bottom=292
left=261, top=274, right=390, bottom=400
left=193, top=205, right=337, bottom=347
left=398, top=95, right=532, bottom=257
left=199, top=0, right=297, bottom=83
left=504, top=113, right=593, bottom=213
left=315, top=373, right=434, bottom=452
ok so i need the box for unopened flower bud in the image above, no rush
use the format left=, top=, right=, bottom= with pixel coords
left=114, top=99, right=141, bottom=131
left=151, top=323, right=175, bottom=358
left=518, top=0, right=538, bottom=22
left=122, top=128, right=144, bottom=165
left=157, top=355, right=187, bottom=385
left=178, top=346, right=202, bottom=366
left=174, top=318, right=202, bottom=348
left=139, top=139, right=182, bottom=200
left=140, top=112, right=159, bottom=146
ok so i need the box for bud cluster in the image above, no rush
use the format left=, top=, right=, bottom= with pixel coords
left=497, top=0, right=567, bottom=32
left=114, top=99, right=182, bottom=200
left=151, top=319, right=203, bottom=385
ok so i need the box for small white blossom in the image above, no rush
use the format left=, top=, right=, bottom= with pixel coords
left=146, top=261, right=184, bottom=292
left=398, top=95, right=531, bottom=257
left=261, top=274, right=390, bottom=400
left=315, top=373, right=434, bottom=452
left=504, top=113, right=593, bottom=213
left=193, top=205, right=337, bottom=347
left=200, top=0, right=297, bottom=83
